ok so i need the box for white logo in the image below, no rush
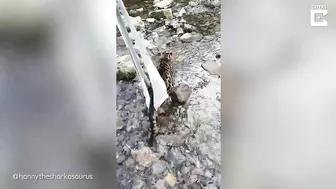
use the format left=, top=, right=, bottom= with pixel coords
left=310, top=5, right=328, bottom=27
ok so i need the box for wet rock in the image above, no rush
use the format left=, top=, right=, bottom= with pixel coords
left=154, top=0, right=173, bottom=9
left=152, top=160, right=168, bottom=175
left=201, top=60, right=221, bottom=76
left=171, top=83, right=192, bottom=104
left=164, top=173, right=177, bottom=187
left=117, top=55, right=137, bottom=81
left=131, top=146, right=158, bottom=167
left=180, top=33, right=193, bottom=42
left=149, top=9, right=173, bottom=20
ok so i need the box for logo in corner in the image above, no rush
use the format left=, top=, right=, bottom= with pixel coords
left=310, top=5, right=328, bottom=27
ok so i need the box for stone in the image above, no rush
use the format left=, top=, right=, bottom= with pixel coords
left=190, top=174, right=198, bottom=184
left=201, top=60, right=221, bottom=76
left=132, top=176, right=145, bottom=189
left=122, top=16, right=145, bottom=32
left=177, top=27, right=184, bottom=35
left=203, top=169, right=212, bottom=178
left=116, top=153, right=126, bottom=164
left=117, top=36, right=125, bottom=46
left=179, top=7, right=186, bottom=17
left=152, top=160, right=168, bottom=175
left=146, top=18, right=155, bottom=23
left=193, top=32, right=203, bottom=41
left=189, top=1, right=198, bottom=6
left=136, top=8, right=144, bottom=12
left=180, top=33, right=193, bottom=43
left=131, top=146, right=158, bottom=167
left=176, top=54, right=185, bottom=62
left=171, top=83, right=192, bottom=104
left=153, top=0, right=173, bottom=8
left=117, top=55, right=137, bottom=81
left=149, top=9, right=173, bottom=21
left=116, top=118, right=124, bottom=130
left=155, top=179, right=166, bottom=189
left=183, top=24, right=197, bottom=32
left=125, top=157, right=135, bottom=167
left=164, top=173, right=177, bottom=187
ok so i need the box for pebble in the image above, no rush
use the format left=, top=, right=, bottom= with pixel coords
left=155, top=179, right=166, bottom=189
left=165, top=173, right=177, bottom=187
left=171, top=83, right=192, bottom=104
left=189, top=1, right=198, bottom=6
left=177, top=27, right=184, bottom=35
left=180, top=33, right=194, bottom=43
left=201, top=60, right=221, bottom=76
left=179, top=7, right=186, bottom=17
left=131, top=147, right=158, bottom=167
left=117, top=154, right=126, bottom=164
left=152, top=160, right=168, bottom=175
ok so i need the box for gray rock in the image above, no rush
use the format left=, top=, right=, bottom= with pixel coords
left=193, top=32, right=203, bottom=41
left=132, top=176, right=145, bottom=189
left=152, top=160, right=168, bottom=175
left=177, top=27, right=184, bottom=35
left=146, top=18, right=155, bottom=23
left=155, top=179, right=166, bottom=189
left=203, top=169, right=212, bottom=178
left=204, top=0, right=221, bottom=8
left=136, top=8, right=144, bottom=12
left=183, top=24, right=197, bottom=32
left=190, top=174, right=198, bottom=184
left=125, top=157, right=135, bottom=167
left=116, top=153, right=126, bottom=164
left=149, top=9, right=173, bottom=20
left=117, top=36, right=126, bottom=46
left=131, top=146, right=158, bottom=167
left=179, top=7, right=186, bottom=17
left=181, top=165, right=191, bottom=174
left=180, top=33, right=193, bottom=43
left=154, top=0, right=173, bottom=8
left=189, top=1, right=199, bottom=6
left=171, top=83, right=192, bottom=104
left=116, top=117, right=124, bottom=130
left=206, top=184, right=218, bottom=189
left=117, top=55, right=137, bottom=81
left=123, top=16, right=145, bottom=32
left=157, top=134, right=185, bottom=146
left=201, top=60, right=221, bottom=76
